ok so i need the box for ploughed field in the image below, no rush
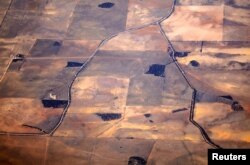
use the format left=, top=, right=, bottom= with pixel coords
left=0, top=0, right=249, bottom=164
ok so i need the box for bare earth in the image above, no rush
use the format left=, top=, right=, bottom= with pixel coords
left=0, top=0, right=249, bottom=165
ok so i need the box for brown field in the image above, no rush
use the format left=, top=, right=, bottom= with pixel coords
left=0, top=0, right=249, bottom=164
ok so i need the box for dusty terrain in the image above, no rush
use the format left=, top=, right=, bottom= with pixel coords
left=0, top=0, right=249, bottom=164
